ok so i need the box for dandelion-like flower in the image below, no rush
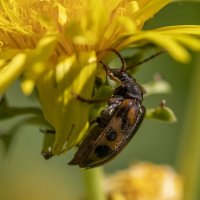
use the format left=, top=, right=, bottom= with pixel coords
left=0, top=0, right=200, bottom=156
left=105, top=162, right=183, bottom=200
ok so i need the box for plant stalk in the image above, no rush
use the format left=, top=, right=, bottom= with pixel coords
left=82, top=167, right=106, bottom=200
left=177, top=56, right=200, bottom=200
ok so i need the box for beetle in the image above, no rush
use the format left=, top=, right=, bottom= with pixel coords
left=69, top=49, right=146, bottom=168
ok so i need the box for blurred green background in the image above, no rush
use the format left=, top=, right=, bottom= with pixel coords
left=0, top=2, right=200, bottom=200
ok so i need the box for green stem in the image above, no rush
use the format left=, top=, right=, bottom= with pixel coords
left=9, top=106, right=42, bottom=116
left=82, top=167, right=106, bottom=200
left=177, top=56, right=200, bottom=200
left=172, top=0, right=200, bottom=3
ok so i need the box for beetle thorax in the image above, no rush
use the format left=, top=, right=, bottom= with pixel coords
left=111, top=71, right=143, bottom=101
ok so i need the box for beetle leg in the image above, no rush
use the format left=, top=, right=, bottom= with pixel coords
left=71, top=91, right=107, bottom=104
left=40, top=128, right=55, bottom=134
left=89, top=119, right=97, bottom=126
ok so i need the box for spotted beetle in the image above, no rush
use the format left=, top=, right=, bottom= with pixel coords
left=69, top=49, right=146, bottom=168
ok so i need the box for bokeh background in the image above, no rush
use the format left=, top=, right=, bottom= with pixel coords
left=0, top=2, right=200, bottom=200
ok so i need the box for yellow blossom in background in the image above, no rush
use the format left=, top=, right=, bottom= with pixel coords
left=105, top=162, right=183, bottom=200
left=0, top=0, right=200, bottom=155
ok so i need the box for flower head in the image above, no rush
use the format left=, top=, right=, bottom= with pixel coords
left=105, top=162, right=183, bottom=200
left=0, top=0, right=200, bottom=155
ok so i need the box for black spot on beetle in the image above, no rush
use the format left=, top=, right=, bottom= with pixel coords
left=106, top=129, right=117, bottom=141
left=95, top=145, right=111, bottom=158
left=121, top=114, right=128, bottom=130
left=116, top=107, right=130, bottom=131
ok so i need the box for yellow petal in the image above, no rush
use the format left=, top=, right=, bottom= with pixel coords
left=142, top=32, right=190, bottom=62
left=37, top=51, right=97, bottom=154
left=65, top=0, right=107, bottom=45
left=154, top=25, right=200, bottom=35
left=21, top=34, right=57, bottom=95
left=0, top=53, right=26, bottom=94
left=133, top=0, right=171, bottom=29
left=119, top=31, right=190, bottom=62
left=56, top=3, right=68, bottom=26
left=173, top=35, right=200, bottom=51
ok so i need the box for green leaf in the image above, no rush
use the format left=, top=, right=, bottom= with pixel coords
left=0, top=95, right=10, bottom=119
left=0, top=128, right=18, bottom=155
left=0, top=95, right=43, bottom=120
left=0, top=115, right=50, bottom=155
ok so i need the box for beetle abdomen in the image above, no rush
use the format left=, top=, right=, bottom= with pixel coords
left=69, top=99, right=145, bottom=168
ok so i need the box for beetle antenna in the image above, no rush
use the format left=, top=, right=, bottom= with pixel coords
left=99, top=60, right=122, bottom=84
left=126, top=50, right=166, bottom=70
left=97, top=48, right=126, bottom=71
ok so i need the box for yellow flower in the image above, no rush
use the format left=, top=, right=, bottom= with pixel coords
left=105, top=162, right=183, bottom=200
left=0, top=0, right=200, bottom=155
